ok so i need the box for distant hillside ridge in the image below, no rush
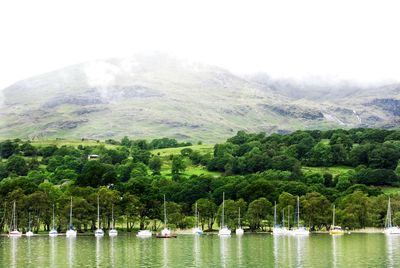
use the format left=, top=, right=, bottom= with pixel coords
left=1, top=53, right=399, bottom=142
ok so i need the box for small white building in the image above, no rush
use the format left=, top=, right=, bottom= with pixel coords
left=88, top=154, right=99, bottom=161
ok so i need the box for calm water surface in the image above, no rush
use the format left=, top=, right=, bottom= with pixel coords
left=0, top=233, right=398, bottom=267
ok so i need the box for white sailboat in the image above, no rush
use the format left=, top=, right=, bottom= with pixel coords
left=109, top=204, right=118, bottom=237
left=292, top=197, right=309, bottom=236
left=218, top=192, right=231, bottom=236
left=9, top=201, right=22, bottom=237
left=26, top=212, right=34, bottom=237
left=66, top=197, right=77, bottom=237
left=94, top=195, right=104, bottom=237
left=160, top=194, right=172, bottom=237
left=272, top=202, right=287, bottom=235
left=330, top=205, right=344, bottom=235
left=235, top=207, right=244, bottom=235
left=192, top=202, right=203, bottom=235
left=49, top=204, right=58, bottom=237
left=384, top=197, right=400, bottom=235
left=137, top=229, right=152, bottom=238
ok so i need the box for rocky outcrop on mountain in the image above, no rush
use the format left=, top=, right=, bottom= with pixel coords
left=0, top=53, right=399, bottom=142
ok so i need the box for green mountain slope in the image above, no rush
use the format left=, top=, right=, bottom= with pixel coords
left=0, top=53, right=398, bottom=142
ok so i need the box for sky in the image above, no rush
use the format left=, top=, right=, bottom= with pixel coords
left=0, top=0, right=400, bottom=90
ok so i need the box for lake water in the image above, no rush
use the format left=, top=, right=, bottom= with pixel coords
left=0, top=233, right=398, bottom=267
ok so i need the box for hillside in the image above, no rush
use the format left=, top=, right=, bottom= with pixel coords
left=1, top=53, right=399, bottom=142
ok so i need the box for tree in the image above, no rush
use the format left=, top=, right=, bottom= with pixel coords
left=340, top=190, right=370, bottom=228
left=196, top=198, right=217, bottom=231
left=78, top=161, right=114, bottom=187
left=149, top=156, right=162, bottom=175
left=301, top=192, right=331, bottom=230
left=6, top=155, right=29, bottom=176
left=171, top=156, right=186, bottom=175
left=0, top=140, right=16, bottom=159
left=246, top=198, right=272, bottom=231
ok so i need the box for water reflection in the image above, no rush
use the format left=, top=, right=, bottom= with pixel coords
left=273, top=235, right=285, bottom=268
left=67, top=236, right=75, bottom=268
left=295, top=236, right=306, bottom=267
left=10, top=237, right=18, bottom=268
left=110, top=237, right=116, bottom=268
left=237, top=235, right=243, bottom=267
left=332, top=235, right=337, bottom=268
left=50, top=237, right=56, bottom=267
left=194, top=236, right=201, bottom=267
left=96, top=237, right=102, bottom=268
left=163, top=239, right=169, bottom=268
left=386, top=235, right=400, bottom=267
left=220, top=236, right=229, bottom=268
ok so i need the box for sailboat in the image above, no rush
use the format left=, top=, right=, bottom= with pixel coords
left=384, top=197, right=400, bottom=235
left=157, top=195, right=175, bottom=238
left=192, top=202, right=203, bottom=235
left=292, top=196, right=309, bottom=236
left=272, top=202, right=287, bottom=235
left=94, top=195, right=104, bottom=237
left=9, top=201, right=22, bottom=237
left=329, top=205, right=344, bottom=235
left=109, top=204, right=118, bottom=237
left=235, top=207, right=244, bottom=235
left=66, top=197, right=77, bottom=237
left=218, top=192, right=231, bottom=236
left=49, top=204, right=58, bottom=237
left=26, top=212, right=34, bottom=236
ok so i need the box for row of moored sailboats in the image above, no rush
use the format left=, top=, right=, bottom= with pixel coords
left=10, top=194, right=400, bottom=237
left=272, top=197, right=310, bottom=236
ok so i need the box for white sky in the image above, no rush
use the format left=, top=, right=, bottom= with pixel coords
left=0, top=0, right=400, bottom=90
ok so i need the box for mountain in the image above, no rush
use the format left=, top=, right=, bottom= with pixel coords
left=0, top=53, right=399, bottom=142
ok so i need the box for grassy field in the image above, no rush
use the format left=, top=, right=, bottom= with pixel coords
left=151, top=144, right=214, bottom=157
left=301, top=166, right=354, bottom=176
left=379, top=187, right=400, bottom=195
left=151, top=144, right=220, bottom=178
left=30, top=139, right=118, bottom=149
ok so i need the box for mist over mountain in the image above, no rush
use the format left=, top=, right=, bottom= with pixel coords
left=1, top=53, right=399, bottom=142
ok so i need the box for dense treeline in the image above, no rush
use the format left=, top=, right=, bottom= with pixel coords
left=206, top=128, right=400, bottom=186
left=0, top=128, right=400, bottom=234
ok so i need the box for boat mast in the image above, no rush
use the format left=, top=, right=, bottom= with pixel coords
left=221, top=192, right=225, bottom=228
left=195, top=202, right=198, bottom=228
left=238, top=207, right=241, bottom=228
left=52, top=204, right=55, bottom=230
left=112, top=204, right=114, bottom=229
left=297, top=196, right=300, bottom=228
left=164, top=194, right=167, bottom=228
left=282, top=209, right=285, bottom=227
left=13, top=201, right=17, bottom=231
left=332, top=204, right=335, bottom=227
left=288, top=206, right=290, bottom=229
left=69, top=197, right=73, bottom=228
left=28, top=212, right=31, bottom=231
left=274, top=202, right=277, bottom=226
left=386, top=197, right=392, bottom=228
left=97, top=195, right=100, bottom=229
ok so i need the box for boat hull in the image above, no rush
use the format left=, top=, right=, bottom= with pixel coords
left=235, top=228, right=244, bottom=235
left=9, top=230, right=22, bottom=237
left=49, top=229, right=58, bottom=237
left=384, top=227, right=400, bottom=235
left=109, top=229, right=118, bottom=237
left=218, top=227, right=231, bottom=236
left=192, top=227, right=203, bottom=235
left=66, top=229, right=77, bottom=237
left=137, top=230, right=152, bottom=238
left=95, top=229, right=105, bottom=237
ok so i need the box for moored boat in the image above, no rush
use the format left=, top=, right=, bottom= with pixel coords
left=218, top=192, right=231, bottom=237
left=9, top=201, right=22, bottom=237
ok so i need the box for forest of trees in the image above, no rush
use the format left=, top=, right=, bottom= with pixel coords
left=1, top=128, right=400, bottom=234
